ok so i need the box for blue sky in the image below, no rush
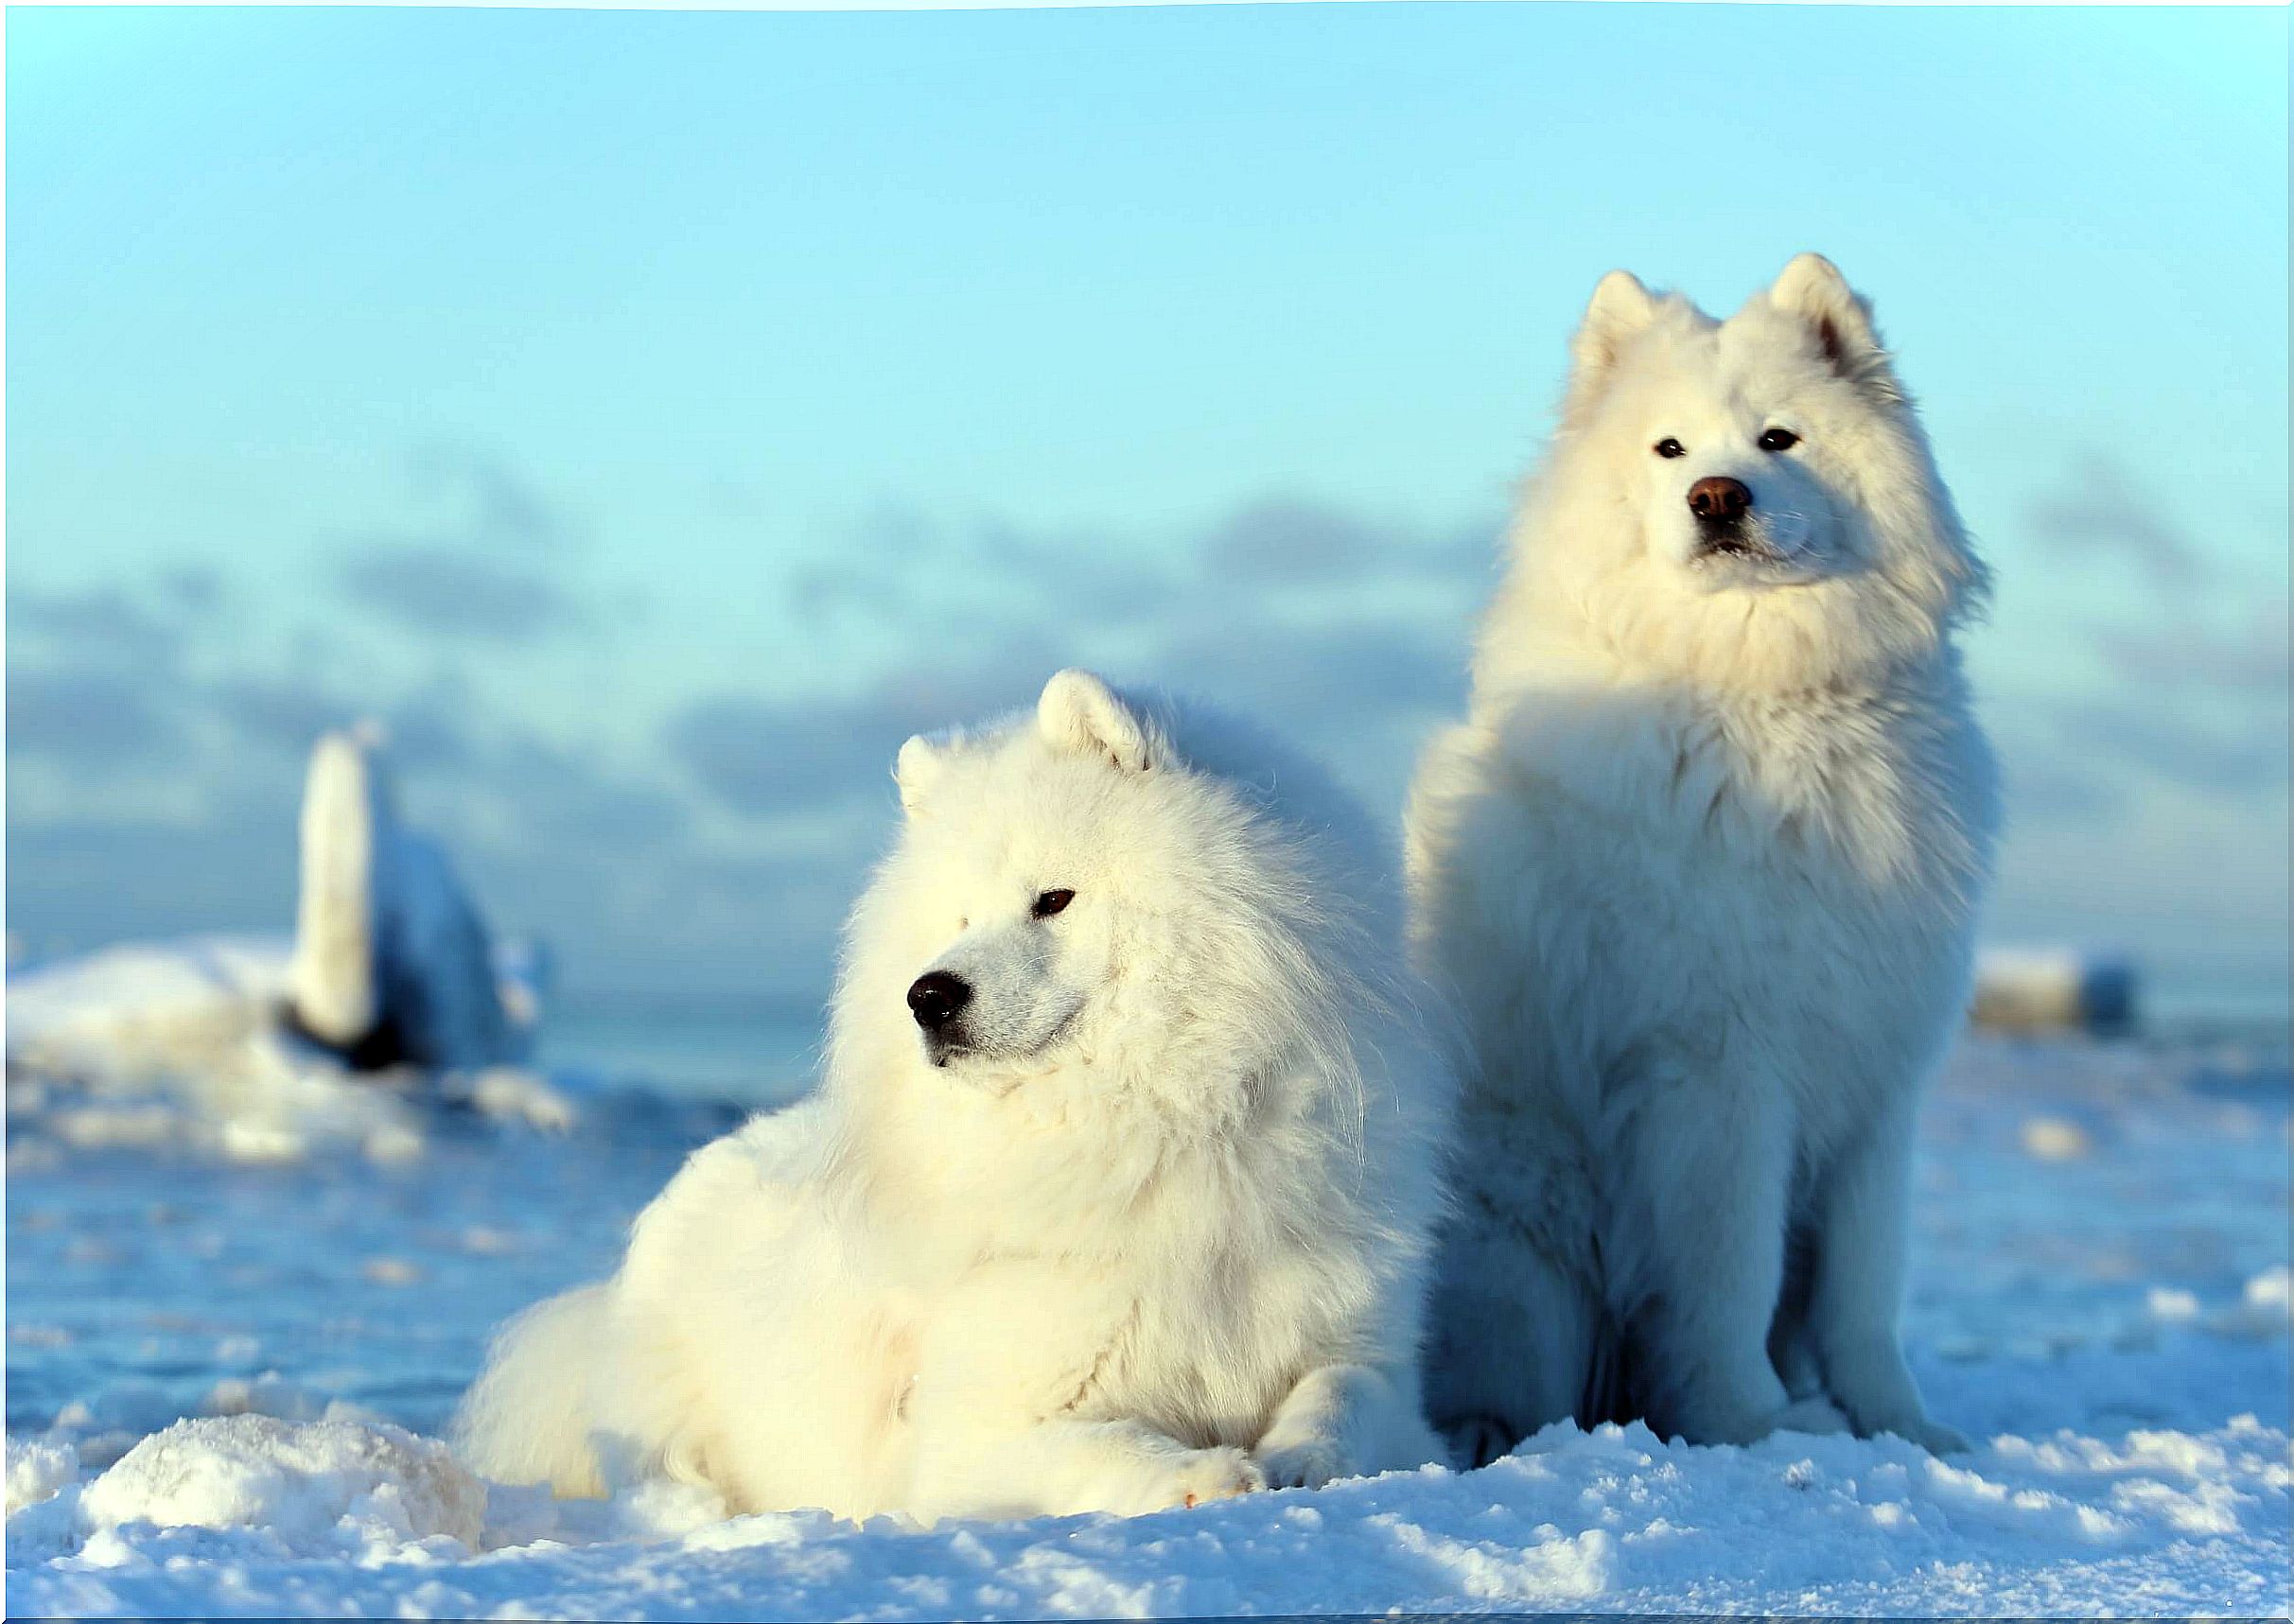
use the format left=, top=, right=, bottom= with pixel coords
left=7, top=3, right=2287, bottom=1016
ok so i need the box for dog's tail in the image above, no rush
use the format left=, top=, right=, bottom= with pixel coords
left=451, top=1283, right=613, bottom=1497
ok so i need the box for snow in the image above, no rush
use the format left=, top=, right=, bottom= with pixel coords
left=7, top=1031, right=2287, bottom=1617
left=78, top=1416, right=486, bottom=1552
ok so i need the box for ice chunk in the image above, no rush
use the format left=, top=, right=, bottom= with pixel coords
left=371, top=829, right=513, bottom=1070
left=1971, top=948, right=2140, bottom=1035
left=289, top=730, right=385, bottom=1047
left=286, top=727, right=517, bottom=1072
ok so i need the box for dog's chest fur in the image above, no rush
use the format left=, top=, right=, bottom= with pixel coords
left=872, top=1074, right=1379, bottom=1438
left=1661, top=683, right=1983, bottom=1114
left=1464, top=659, right=1992, bottom=1137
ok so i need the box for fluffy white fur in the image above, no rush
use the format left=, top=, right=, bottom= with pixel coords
left=455, top=670, right=1452, bottom=1522
left=1409, top=254, right=1996, bottom=1459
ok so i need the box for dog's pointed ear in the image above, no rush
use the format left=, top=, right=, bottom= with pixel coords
left=1569, top=270, right=1660, bottom=379
left=1038, top=669, right=1156, bottom=774
left=1768, top=253, right=1897, bottom=396
left=895, top=734, right=950, bottom=815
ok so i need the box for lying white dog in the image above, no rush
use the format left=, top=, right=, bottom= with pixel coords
left=456, top=671, right=1451, bottom=1520
left=1410, top=255, right=1995, bottom=1458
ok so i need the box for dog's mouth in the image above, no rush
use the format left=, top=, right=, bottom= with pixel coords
left=922, top=1003, right=1084, bottom=1074
left=1692, top=526, right=1784, bottom=564
left=922, top=1029, right=971, bottom=1069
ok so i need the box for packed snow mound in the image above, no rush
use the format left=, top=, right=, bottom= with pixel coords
left=8, top=1437, right=80, bottom=1515
left=67, top=1416, right=485, bottom=1557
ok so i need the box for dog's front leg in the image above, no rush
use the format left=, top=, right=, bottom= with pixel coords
left=1805, top=1096, right=1970, bottom=1455
left=1253, top=1362, right=1441, bottom=1489
left=1622, top=1066, right=1844, bottom=1445
left=906, top=1416, right=1264, bottom=1522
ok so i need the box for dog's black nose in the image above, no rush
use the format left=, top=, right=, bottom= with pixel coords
left=906, top=970, right=972, bottom=1031
left=1689, top=476, right=1752, bottom=524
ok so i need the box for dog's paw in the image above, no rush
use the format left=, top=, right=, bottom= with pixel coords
left=1446, top=1414, right=1522, bottom=1469
left=1769, top=1396, right=1852, bottom=1438
left=1164, top=1446, right=1266, bottom=1510
left=1255, top=1437, right=1348, bottom=1492
left=1889, top=1418, right=1972, bottom=1457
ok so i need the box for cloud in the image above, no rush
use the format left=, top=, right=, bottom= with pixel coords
left=2090, top=608, right=2289, bottom=700
left=5, top=812, right=296, bottom=955
left=1201, top=498, right=1389, bottom=583
left=5, top=667, right=181, bottom=774
left=666, top=614, right=1466, bottom=829
left=339, top=547, right=586, bottom=641
left=160, top=565, right=227, bottom=615
left=781, top=498, right=1495, bottom=635
left=7, top=586, right=200, bottom=776
left=1988, top=712, right=2129, bottom=828
left=201, top=675, right=479, bottom=777
left=2052, top=697, right=2289, bottom=799
left=1153, top=612, right=1464, bottom=719
left=669, top=495, right=1497, bottom=834
left=8, top=588, right=710, bottom=991
left=334, top=449, right=592, bottom=642
left=481, top=736, right=691, bottom=847
left=2026, top=453, right=2214, bottom=593
left=2006, top=454, right=2290, bottom=816
left=204, top=674, right=369, bottom=758
left=9, top=584, right=187, bottom=670
left=407, top=445, right=567, bottom=550
left=666, top=637, right=1068, bottom=820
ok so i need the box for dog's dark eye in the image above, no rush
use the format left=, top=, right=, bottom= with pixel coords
left=1758, top=428, right=1800, bottom=452
left=1654, top=438, right=1687, bottom=460
left=1031, top=889, right=1076, bottom=919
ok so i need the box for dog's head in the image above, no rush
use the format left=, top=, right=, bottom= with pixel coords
left=876, top=671, right=1152, bottom=1079
left=852, top=669, right=1324, bottom=1102
left=831, top=670, right=1380, bottom=1117
left=1527, top=254, right=1988, bottom=690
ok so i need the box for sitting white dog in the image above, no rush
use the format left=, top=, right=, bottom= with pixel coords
left=1410, top=255, right=1995, bottom=1458
left=455, top=671, right=1451, bottom=1521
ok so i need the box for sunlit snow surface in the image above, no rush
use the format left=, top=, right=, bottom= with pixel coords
left=7, top=1034, right=2287, bottom=1618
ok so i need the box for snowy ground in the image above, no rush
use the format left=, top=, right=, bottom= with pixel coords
left=7, top=1031, right=2288, bottom=1617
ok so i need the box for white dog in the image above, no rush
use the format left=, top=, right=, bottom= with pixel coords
left=1409, top=255, right=1995, bottom=1458
left=455, top=670, right=1451, bottom=1521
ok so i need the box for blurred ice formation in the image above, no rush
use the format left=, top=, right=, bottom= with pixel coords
left=5, top=726, right=563, bottom=1156
left=1971, top=948, right=2140, bottom=1035
left=285, top=726, right=516, bottom=1073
